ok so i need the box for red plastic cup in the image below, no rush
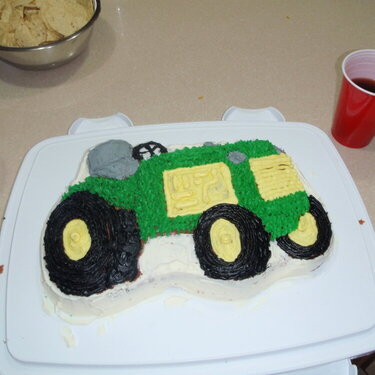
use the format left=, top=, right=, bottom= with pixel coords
left=332, top=49, right=375, bottom=148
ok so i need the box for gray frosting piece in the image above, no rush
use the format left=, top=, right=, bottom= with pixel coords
left=228, top=150, right=247, bottom=164
left=87, top=139, right=139, bottom=179
left=274, top=145, right=285, bottom=154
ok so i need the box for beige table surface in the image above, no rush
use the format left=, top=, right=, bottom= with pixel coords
left=0, top=0, right=374, bottom=228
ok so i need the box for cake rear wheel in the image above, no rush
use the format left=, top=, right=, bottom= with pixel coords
left=44, top=191, right=141, bottom=296
left=193, top=204, right=271, bottom=280
left=276, top=195, right=332, bottom=259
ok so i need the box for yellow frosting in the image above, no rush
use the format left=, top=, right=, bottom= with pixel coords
left=249, top=153, right=305, bottom=201
left=210, top=218, right=241, bottom=262
left=63, top=219, right=91, bottom=261
left=163, top=162, right=238, bottom=217
left=288, top=213, right=318, bottom=246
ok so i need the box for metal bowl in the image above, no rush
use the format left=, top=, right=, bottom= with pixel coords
left=0, top=0, right=101, bottom=70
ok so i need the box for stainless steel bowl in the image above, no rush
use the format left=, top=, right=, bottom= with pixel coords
left=0, top=0, right=101, bottom=70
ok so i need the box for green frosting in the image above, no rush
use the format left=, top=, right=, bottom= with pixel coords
left=63, top=140, right=309, bottom=241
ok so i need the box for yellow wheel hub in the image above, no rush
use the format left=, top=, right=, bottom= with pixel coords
left=288, top=213, right=318, bottom=246
left=63, top=219, right=91, bottom=261
left=210, top=218, right=241, bottom=262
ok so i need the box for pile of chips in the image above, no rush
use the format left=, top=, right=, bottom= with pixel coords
left=0, top=0, right=94, bottom=47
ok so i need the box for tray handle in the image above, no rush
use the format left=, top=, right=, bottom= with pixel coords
left=68, top=113, right=133, bottom=135
left=222, top=106, right=286, bottom=122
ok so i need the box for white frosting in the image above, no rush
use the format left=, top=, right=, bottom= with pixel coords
left=41, top=235, right=328, bottom=324
left=60, top=326, right=77, bottom=348
left=41, top=142, right=331, bottom=324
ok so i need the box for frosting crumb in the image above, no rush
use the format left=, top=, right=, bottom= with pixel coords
left=61, top=326, right=77, bottom=348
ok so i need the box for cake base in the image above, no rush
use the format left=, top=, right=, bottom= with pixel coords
left=41, top=234, right=329, bottom=324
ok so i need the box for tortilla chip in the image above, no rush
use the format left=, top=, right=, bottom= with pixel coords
left=0, top=0, right=94, bottom=47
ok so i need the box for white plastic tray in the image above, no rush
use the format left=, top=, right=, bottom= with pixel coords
left=1, top=109, right=373, bottom=374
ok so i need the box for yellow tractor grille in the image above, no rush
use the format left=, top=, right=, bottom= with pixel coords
left=249, top=153, right=305, bottom=201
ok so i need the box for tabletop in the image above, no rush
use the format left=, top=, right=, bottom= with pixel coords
left=0, top=0, right=374, bottom=226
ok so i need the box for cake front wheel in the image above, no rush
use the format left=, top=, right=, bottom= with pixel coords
left=43, top=191, right=141, bottom=296
left=276, top=195, right=332, bottom=259
left=193, top=204, right=271, bottom=280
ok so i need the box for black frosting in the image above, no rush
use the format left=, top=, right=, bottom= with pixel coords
left=276, top=195, right=332, bottom=259
left=193, top=204, right=271, bottom=280
left=44, top=191, right=141, bottom=296
left=132, top=141, right=168, bottom=161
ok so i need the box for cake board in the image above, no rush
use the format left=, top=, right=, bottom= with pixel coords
left=0, top=108, right=373, bottom=374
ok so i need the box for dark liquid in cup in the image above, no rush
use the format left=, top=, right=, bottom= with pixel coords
left=352, top=78, right=375, bottom=93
